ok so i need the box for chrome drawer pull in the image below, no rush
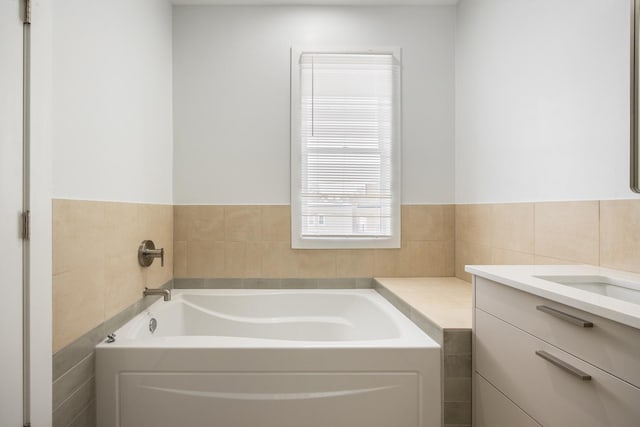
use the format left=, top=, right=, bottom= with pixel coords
left=536, top=305, right=594, bottom=328
left=535, top=350, right=592, bottom=381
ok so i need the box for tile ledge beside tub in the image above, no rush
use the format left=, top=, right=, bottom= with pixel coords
left=373, top=277, right=473, bottom=427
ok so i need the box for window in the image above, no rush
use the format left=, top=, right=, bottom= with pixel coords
left=291, top=47, right=402, bottom=249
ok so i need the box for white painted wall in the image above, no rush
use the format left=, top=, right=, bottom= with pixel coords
left=52, top=0, right=173, bottom=204
left=173, top=6, right=456, bottom=204
left=31, top=0, right=54, bottom=423
left=455, top=0, right=633, bottom=203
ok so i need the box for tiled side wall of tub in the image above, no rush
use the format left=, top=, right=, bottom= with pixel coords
left=442, top=331, right=472, bottom=427
left=51, top=281, right=172, bottom=427
left=173, top=204, right=455, bottom=279
left=455, top=200, right=640, bottom=282
left=373, top=281, right=472, bottom=427
left=52, top=199, right=173, bottom=427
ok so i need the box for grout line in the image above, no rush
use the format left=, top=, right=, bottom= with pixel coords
left=52, top=368, right=95, bottom=415
left=52, top=375, right=94, bottom=420
left=52, top=352, right=93, bottom=389
left=65, top=398, right=95, bottom=427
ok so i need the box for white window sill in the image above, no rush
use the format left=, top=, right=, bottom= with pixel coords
left=291, top=235, right=401, bottom=250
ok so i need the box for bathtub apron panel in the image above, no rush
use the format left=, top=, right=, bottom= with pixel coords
left=118, top=372, right=418, bottom=427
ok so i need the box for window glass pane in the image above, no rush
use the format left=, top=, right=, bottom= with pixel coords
left=299, top=53, right=396, bottom=238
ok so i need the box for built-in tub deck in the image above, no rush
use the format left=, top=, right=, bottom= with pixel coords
left=374, top=277, right=472, bottom=427
left=374, top=277, right=472, bottom=342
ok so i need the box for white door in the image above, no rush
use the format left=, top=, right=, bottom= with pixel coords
left=0, top=0, right=25, bottom=425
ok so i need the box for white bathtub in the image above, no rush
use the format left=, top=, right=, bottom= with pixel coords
left=96, top=289, right=441, bottom=427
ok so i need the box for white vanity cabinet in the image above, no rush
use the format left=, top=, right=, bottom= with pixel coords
left=472, top=275, right=640, bottom=427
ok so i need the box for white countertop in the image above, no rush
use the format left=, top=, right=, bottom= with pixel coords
left=466, top=264, right=640, bottom=329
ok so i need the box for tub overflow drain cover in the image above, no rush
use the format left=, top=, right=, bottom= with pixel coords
left=149, top=318, right=157, bottom=334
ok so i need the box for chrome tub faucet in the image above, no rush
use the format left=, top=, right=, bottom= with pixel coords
left=143, top=287, right=171, bottom=302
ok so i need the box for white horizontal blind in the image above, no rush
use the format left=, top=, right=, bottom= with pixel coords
left=299, top=53, right=398, bottom=239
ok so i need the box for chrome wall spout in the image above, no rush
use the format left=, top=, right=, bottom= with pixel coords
left=143, top=287, right=171, bottom=302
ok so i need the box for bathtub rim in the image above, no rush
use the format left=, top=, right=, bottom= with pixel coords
left=96, top=288, right=440, bottom=350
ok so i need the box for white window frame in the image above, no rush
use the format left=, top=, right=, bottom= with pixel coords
left=290, top=46, right=402, bottom=249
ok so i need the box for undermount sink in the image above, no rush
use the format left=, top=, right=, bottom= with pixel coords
left=535, top=275, right=640, bottom=305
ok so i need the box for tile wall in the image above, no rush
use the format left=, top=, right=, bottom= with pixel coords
left=53, top=198, right=640, bottom=352
left=52, top=199, right=173, bottom=426
left=51, top=197, right=640, bottom=427
left=52, top=199, right=173, bottom=353
left=455, top=200, right=640, bottom=282
left=174, top=204, right=455, bottom=279
left=442, top=331, right=472, bottom=427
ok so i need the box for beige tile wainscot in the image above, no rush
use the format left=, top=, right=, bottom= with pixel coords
left=374, top=277, right=472, bottom=427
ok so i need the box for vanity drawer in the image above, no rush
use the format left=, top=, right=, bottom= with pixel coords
left=475, top=276, right=640, bottom=388
left=475, top=373, right=540, bottom=427
left=475, top=308, right=640, bottom=427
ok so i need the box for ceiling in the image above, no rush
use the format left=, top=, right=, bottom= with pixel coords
left=171, top=0, right=459, bottom=6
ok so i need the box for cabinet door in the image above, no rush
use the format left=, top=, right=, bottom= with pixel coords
left=475, top=374, right=540, bottom=427
left=476, top=308, right=640, bottom=427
